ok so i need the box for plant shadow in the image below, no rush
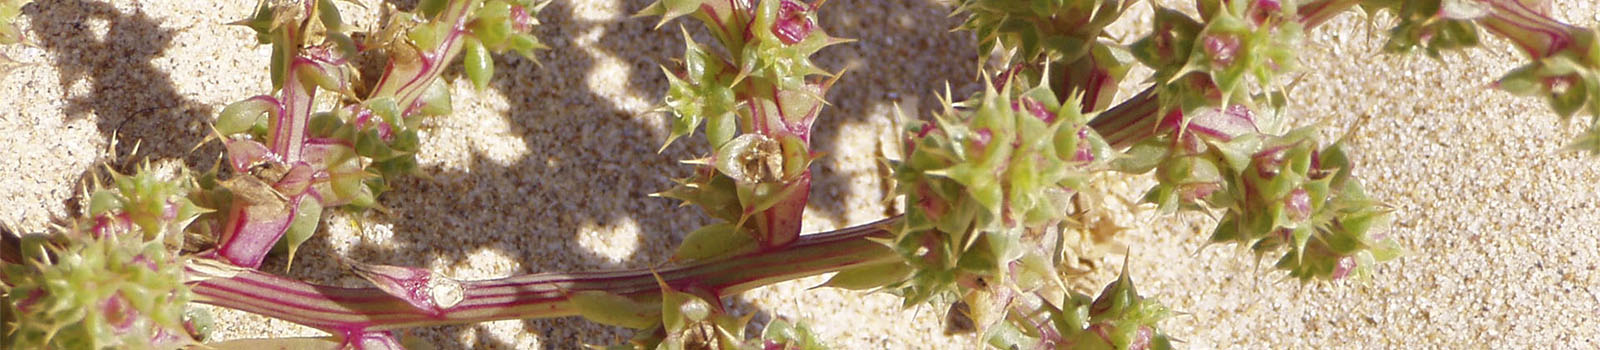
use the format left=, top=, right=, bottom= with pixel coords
left=277, top=0, right=982, bottom=348
left=27, top=0, right=217, bottom=169
left=27, top=0, right=978, bottom=348
left=805, top=0, right=980, bottom=227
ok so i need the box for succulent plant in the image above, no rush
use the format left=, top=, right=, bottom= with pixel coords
left=5, top=0, right=1600, bottom=349
left=3, top=166, right=201, bottom=349
left=648, top=0, right=847, bottom=251
left=883, top=75, right=1112, bottom=305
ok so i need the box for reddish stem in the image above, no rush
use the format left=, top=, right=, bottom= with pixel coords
left=190, top=217, right=898, bottom=333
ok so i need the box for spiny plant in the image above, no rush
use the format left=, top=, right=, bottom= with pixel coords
left=2, top=0, right=1598, bottom=349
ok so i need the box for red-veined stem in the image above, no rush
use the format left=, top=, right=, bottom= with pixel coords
left=366, top=0, right=475, bottom=117
left=212, top=11, right=320, bottom=268
left=212, top=0, right=490, bottom=268
left=189, top=217, right=898, bottom=333
left=1474, top=0, right=1587, bottom=60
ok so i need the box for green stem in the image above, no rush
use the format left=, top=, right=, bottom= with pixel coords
left=188, top=217, right=899, bottom=333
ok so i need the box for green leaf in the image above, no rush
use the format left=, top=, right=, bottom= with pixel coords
left=308, top=112, right=345, bottom=138
left=569, top=291, right=660, bottom=329
left=821, top=261, right=913, bottom=290
left=418, top=78, right=454, bottom=117
left=217, top=97, right=278, bottom=136
left=355, top=129, right=395, bottom=160
left=508, top=33, right=549, bottom=59
left=1549, top=78, right=1589, bottom=118
left=706, top=110, right=737, bottom=149
left=1113, top=138, right=1169, bottom=174
left=367, top=97, right=401, bottom=125
left=464, top=37, right=494, bottom=90
left=418, top=0, right=448, bottom=18
left=673, top=223, right=755, bottom=261
left=88, top=190, right=122, bottom=216
left=276, top=198, right=324, bottom=271
left=317, top=0, right=343, bottom=32
left=639, top=0, right=703, bottom=29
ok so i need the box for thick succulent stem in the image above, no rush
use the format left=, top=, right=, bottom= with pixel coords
left=212, top=22, right=320, bottom=269
left=274, top=60, right=317, bottom=164
left=1088, top=88, right=1165, bottom=149
left=189, top=217, right=898, bottom=332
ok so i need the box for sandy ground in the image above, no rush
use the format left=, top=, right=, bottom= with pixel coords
left=3, top=0, right=1599, bottom=348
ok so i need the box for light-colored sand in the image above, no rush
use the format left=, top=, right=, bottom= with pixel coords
left=3, top=0, right=1598, bottom=348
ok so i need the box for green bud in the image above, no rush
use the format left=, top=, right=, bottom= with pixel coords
left=473, top=1, right=514, bottom=49
left=1550, top=76, right=1589, bottom=118
left=706, top=111, right=737, bottom=149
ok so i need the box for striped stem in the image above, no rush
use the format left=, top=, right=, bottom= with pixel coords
left=189, top=217, right=899, bottom=333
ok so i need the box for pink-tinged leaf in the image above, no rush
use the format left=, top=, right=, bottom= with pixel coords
left=1160, top=104, right=1258, bottom=142
left=755, top=172, right=810, bottom=248
left=349, top=262, right=465, bottom=315
left=223, top=139, right=273, bottom=174
left=1012, top=97, right=1056, bottom=123
left=296, top=57, right=349, bottom=94
left=271, top=81, right=311, bottom=162
left=1284, top=188, right=1312, bottom=222
left=273, top=162, right=316, bottom=197
left=1476, top=0, right=1581, bottom=59
left=212, top=194, right=298, bottom=268
left=91, top=213, right=134, bottom=238
left=1331, top=256, right=1356, bottom=280
left=347, top=331, right=408, bottom=350
left=771, top=0, right=814, bottom=45
left=301, top=138, right=357, bottom=163
left=771, top=83, right=828, bottom=141
left=101, top=294, right=137, bottom=332
left=1129, top=326, right=1154, bottom=350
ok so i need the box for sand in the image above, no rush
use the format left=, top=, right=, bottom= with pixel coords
left=3, top=0, right=1598, bottom=348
